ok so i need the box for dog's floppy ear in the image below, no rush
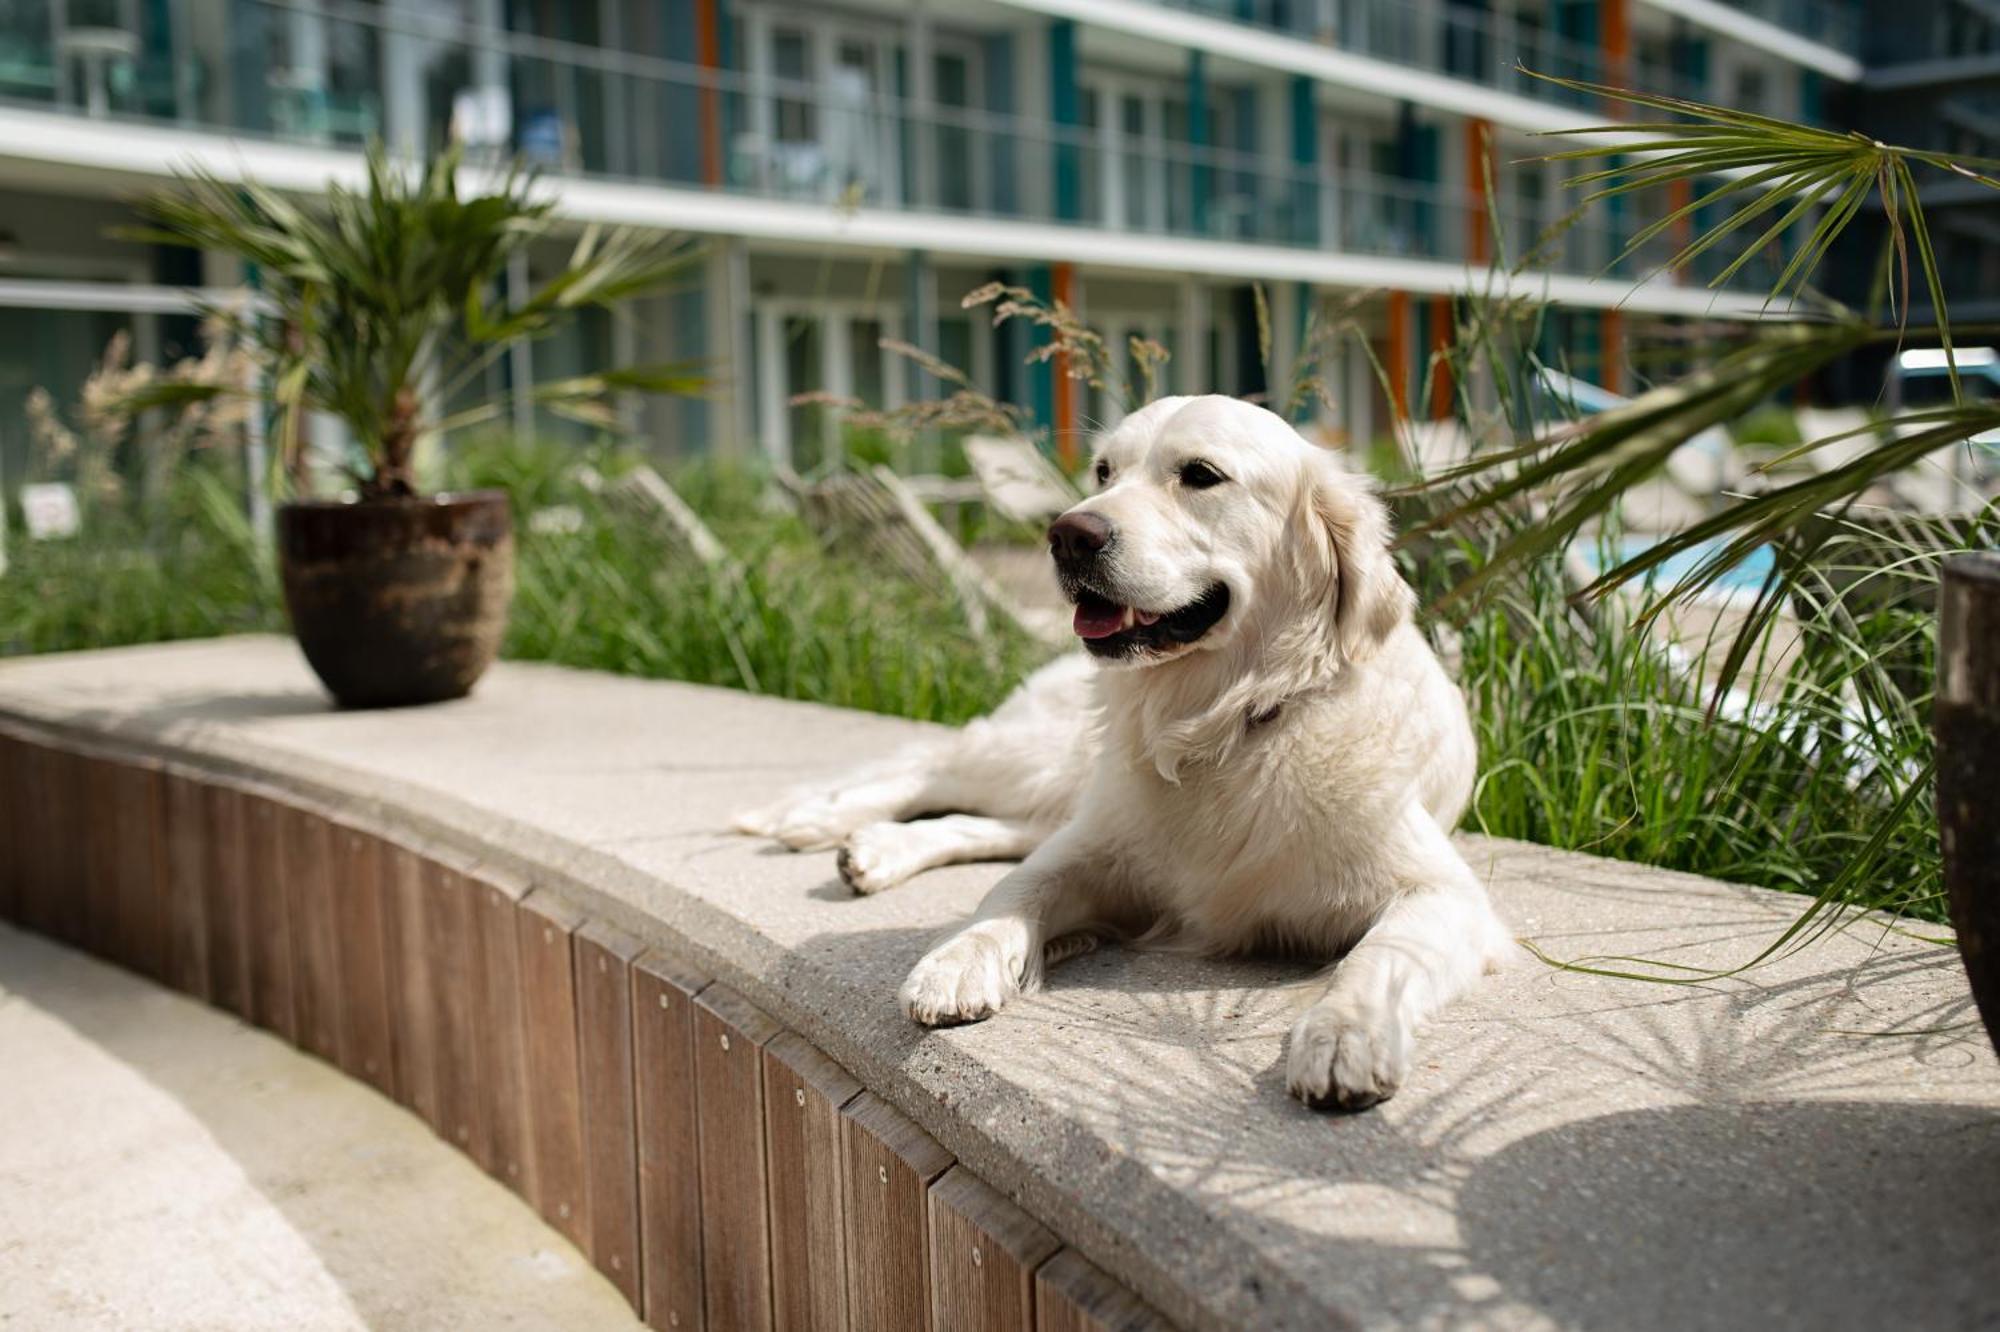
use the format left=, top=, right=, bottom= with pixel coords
left=1295, top=448, right=1414, bottom=664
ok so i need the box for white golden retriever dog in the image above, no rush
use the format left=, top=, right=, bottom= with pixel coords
left=739, top=395, right=1512, bottom=1110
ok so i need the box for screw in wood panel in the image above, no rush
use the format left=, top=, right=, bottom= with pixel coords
left=795, top=1087, right=806, bottom=1107
left=658, top=993, right=670, bottom=1009
left=611, top=1255, right=623, bottom=1272
left=972, top=1247, right=983, bottom=1268
left=878, top=1165, right=888, bottom=1185
left=668, top=1313, right=680, bottom=1327
left=719, top=1033, right=731, bottom=1051
left=543, top=927, right=554, bottom=945
left=558, top=1202, right=572, bottom=1219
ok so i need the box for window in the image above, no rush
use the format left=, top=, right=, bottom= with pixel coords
left=1078, top=85, right=1103, bottom=225
left=1733, top=66, right=1767, bottom=116
left=1120, top=95, right=1148, bottom=230
left=934, top=50, right=975, bottom=212
left=772, top=26, right=813, bottom=145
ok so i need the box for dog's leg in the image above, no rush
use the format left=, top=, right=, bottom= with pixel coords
left=1285, top=815, right=1512, bottom=1112
left=900, top=825, right=1101, bottom=1026
left=837, top=816, right=1046, bottom=896
left=733, top=745, right=951, bottom=851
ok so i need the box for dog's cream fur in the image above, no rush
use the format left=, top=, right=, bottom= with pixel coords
left=738, top=396, right=1512, bottom=1110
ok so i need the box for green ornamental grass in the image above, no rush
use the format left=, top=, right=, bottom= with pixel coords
left=1, top=438, right=1948, bottom=935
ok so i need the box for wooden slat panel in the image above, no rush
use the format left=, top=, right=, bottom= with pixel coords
left=474, top=869, right=533, bottom=1197
left=241, top=792, right=297, bottom=1042
left=693, top=985, right=781, bottom=1332
left=282, top=806, right=345, bottom=1064
left=841, top=1093, right=953, bottom=1332
left=161, top=773, right=212, bottom=1001
left=633, top=952, right=709, bottom=1332
left=577, top=920, right=646, bottom=1309
left=51, top=748, right=91, bottom=949
left=5, top=734, right=46, bottom=925
left=331, top=825, right=396, bottom=1098
left=87, top=759, right=161, bottom=974
left=381, top=841, right=440, bottom=1126
left=27, top=745, right=87, bottom=945
left=12, top=742, right=51, bottom=936
left=764, top=1033, right=862, bottom=1332
left=19, top=743, right=72, bottom=942
left=202, top=784, right=252, bottom=1019
left=10, top=739, right=44, bottom=934
left=127, top=763, right=169, bottom=981
left=0, top=733, right=25, bottom=922
left=928, top=1168, right=1060, bottom=1332
left=1033, top=1251, right=1171, bottom=1332
left=427, top=860, right=487, bottom=1166
left=517, top=889, right=590, bottom=1252
left=80, top=753, right=122, bottom=956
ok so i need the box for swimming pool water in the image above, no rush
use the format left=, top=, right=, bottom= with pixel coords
left=1580, top=536, right=1778, bottom=599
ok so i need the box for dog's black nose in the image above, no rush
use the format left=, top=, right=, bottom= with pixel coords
left=1048, top=511, right=1113, bottom=564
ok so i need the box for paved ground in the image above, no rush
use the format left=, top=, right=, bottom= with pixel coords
left=3, top=637, right=1998, bottom=1331
left=0, top=923, right=640, bottom=1332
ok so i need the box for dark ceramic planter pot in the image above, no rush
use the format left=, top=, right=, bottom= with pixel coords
left=1938, top=553, right=2000, bottom=1058
left=276, top=491, right=515, bottom=709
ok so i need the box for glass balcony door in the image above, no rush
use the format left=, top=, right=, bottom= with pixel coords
left=11, top=0, right=186, bottom=119
left=0, top=0, right=59, bottom=106
left=753, top=298, right=905, bottom=469
left=929, top=44, right=986, bottom=214
left=254, top=0, right=505, bottom=155
left=742, top=7, right=901, bottom=208
left=1080, top=73, right=1171, bottom=235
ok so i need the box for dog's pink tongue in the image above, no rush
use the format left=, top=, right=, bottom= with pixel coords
left=1073, top=601, right=1128, bottom=640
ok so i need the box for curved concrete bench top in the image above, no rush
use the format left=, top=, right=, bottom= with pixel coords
left=4, top=635, right=1996, bottom=1331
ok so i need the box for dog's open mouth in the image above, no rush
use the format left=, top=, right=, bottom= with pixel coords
left=1069, top=584, right=1230, bottom=658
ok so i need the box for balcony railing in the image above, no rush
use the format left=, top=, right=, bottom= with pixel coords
left=0, top=0, right=1786, bottom=289
left=1155, top=0, right=1726, bottom=106
left=1713, top=0, right=1863, bottom=55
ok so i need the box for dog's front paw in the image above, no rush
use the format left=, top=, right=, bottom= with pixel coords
left=900, top=923, right=1031, bottom=1026
left=836, top=822, right=915, bottom=896
left=1285, top=1001, right=1412, bottom=1112
left=732, top=795, right=854, bottom=851
left=840, top=820, right=940, bottom=892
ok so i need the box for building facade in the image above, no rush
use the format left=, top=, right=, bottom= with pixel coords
left=1838, top=0, right=2000, bottom=348
left=0, top=0, right=1986, bottom=481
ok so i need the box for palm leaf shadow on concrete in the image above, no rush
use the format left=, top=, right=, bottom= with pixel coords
left=789, top=857, right=1996, bottom=1331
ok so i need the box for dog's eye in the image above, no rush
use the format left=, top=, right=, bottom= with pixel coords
left=1179, top=460, right=1227, bottom=490
left=1094, top=459, right=1111, bottom=486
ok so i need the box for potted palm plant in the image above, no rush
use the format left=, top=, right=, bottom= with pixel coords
left=126, top=148, right=702, bottom=707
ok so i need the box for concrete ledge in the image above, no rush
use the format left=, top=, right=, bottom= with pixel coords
left=3, top=636, right=1997, bottom=1331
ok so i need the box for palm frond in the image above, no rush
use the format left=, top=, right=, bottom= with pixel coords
left=1526, top=71, right=2000, bottom=347
left=1422, top=76, right=2000, bottom=632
